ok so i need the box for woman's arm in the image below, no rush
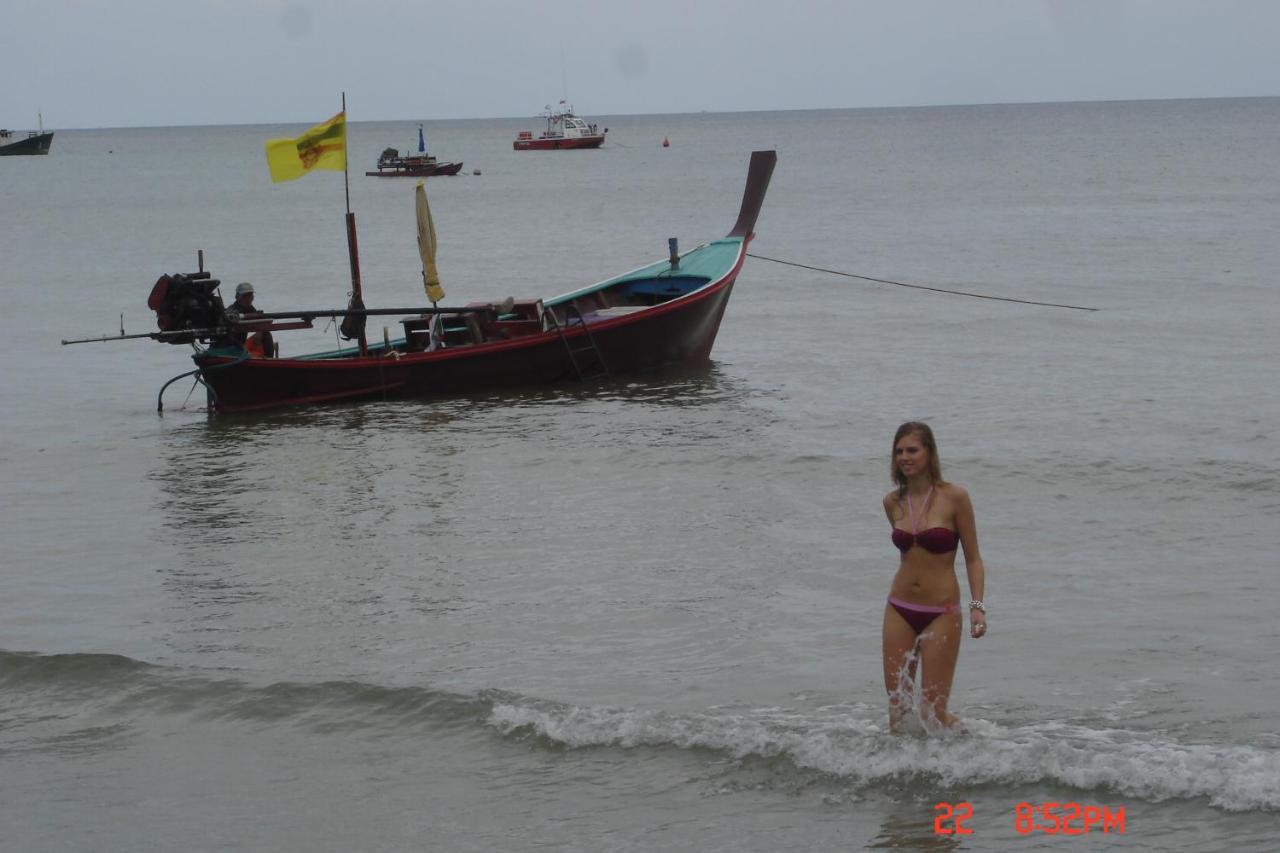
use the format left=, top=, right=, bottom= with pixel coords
left=953, top=486, right=987, bottom=638
left=883, top=492, right=898, bottom=526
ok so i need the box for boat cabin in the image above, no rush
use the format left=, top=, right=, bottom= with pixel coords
left=533, top=108, right=603, bottom=141
left=557, top=115, right=599, bottom=140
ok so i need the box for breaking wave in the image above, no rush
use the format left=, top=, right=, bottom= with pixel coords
left=4, top=650, right=1276, bottom=812
left=488, top=702, right=1279, bottom=813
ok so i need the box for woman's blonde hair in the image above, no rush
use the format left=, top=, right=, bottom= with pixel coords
left=892, top=421, right=944, bottom=495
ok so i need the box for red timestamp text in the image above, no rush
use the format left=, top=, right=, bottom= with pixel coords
left=1015, top=802, right=1125, bottom=835
left=934, top=802, right=974, bottom=835
left=934, top=802, right=1126, bottom=836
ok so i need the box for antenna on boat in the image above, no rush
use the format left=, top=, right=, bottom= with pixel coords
left=560, top=40, right=568, bottom=107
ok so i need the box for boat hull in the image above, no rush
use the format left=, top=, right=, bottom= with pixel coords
left=0, top=131, right=54, bottom=156
left=365, top=161, right=463, bottom=177
left=194, top=255, right=742, bottom=413
left=513, top=136, right=605, bottom=151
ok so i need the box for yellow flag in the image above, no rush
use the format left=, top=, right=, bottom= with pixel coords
left=264, top=112, right=346, bottom=183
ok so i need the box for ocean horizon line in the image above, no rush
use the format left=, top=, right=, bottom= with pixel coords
left=35, top=93, right=1279, bottom=133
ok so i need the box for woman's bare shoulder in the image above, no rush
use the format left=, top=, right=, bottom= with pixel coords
left=938, top=482, right=971, bottom=504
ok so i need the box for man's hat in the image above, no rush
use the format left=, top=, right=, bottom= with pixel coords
left=235, top=282, right=254, bottom=297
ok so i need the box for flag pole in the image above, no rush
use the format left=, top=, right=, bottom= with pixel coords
left=341, top=91, right=368, bottom=356
left=342, top=92, right=352, bottom=216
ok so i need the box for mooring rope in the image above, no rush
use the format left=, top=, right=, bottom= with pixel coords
left=745, top=253, right=1098, bottom=312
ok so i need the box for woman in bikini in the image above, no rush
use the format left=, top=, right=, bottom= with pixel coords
left=882, top=421, right=986, bottom=732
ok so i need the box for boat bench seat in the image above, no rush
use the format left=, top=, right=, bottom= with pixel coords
left=470, top=299, right=546, bottom=339
left=441, top=313, right=483, bottom=346
left=399, top=316, right=431, bottom=351
left=400, top=314, right=483, bottom=350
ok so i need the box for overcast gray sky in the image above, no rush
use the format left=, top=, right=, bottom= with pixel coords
left=5, top=0, right=1278, bottom=129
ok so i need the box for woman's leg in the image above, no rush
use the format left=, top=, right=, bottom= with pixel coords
left=916, top=611, right=963, bottom=729
left=882, top=603, right=920, bottom=732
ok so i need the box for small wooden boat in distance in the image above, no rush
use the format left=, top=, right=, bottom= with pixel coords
left=365, top=125, right=463, bottom=177
left=365, top=150, right=463, bottom=177
left=65, top=151, right=776, bottom=413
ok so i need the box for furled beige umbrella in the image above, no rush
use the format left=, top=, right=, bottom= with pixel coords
left=415, top=179, right=445, bottom=305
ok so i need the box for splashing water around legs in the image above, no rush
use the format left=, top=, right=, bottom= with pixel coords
left=885, top=649, right=918, bottom=733
left=883, top=603, right=964, bottom=733
left=883, top=602, right=920, bottom=733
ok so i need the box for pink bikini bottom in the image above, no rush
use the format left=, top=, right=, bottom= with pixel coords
left=887, top=595, right=958, bottom=634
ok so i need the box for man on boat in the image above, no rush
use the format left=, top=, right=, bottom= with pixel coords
left=220, top=281, right=275, bottom=357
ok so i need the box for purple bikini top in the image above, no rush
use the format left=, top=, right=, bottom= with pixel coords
left=891, top=526, right=960, bottom=555
left=891, top=486, right=960, bottom=555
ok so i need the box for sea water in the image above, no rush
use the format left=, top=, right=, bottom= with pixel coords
left=1, top=99, right=1277, bottom=851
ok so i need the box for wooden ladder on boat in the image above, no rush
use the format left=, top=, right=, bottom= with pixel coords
left=546, top=305, right=609, bottom=381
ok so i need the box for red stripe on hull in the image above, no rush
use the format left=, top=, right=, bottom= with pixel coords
left=512, top=136, right=605, bottom=151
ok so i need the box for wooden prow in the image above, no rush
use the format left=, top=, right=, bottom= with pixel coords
left=728, top=150, right=777, bottom=239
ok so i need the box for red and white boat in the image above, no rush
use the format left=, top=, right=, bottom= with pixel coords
left=513, top=103, right=606, bottom=150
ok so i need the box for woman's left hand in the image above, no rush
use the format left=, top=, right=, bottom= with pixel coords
left=970, top=612, right=987, bottom=638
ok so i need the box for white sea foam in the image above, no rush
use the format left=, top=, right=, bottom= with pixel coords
left=487, top=700, right=1280, bottom=812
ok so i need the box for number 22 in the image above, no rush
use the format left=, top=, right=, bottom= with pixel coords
left=934, top=802, right=974, bottom=835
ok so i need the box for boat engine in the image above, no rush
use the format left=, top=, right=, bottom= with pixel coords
left=147, top=272, right=225, bottom=344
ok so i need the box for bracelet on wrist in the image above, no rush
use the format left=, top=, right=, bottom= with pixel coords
left=968, top=600, right=986, bottom=613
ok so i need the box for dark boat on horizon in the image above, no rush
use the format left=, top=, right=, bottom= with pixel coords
left=0, top=127, right=54, bottom=156
left=65, top=150, right=776, bottom=414
left=365, top=125, right=462, bottom=177
left=365, top=148, right=463, bottom=178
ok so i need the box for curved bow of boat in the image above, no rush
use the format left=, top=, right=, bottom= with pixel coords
left=728, top=150, right=777, bottom=239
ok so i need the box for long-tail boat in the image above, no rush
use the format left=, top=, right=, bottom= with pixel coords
left=65, top=150, right=776, bottom=414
